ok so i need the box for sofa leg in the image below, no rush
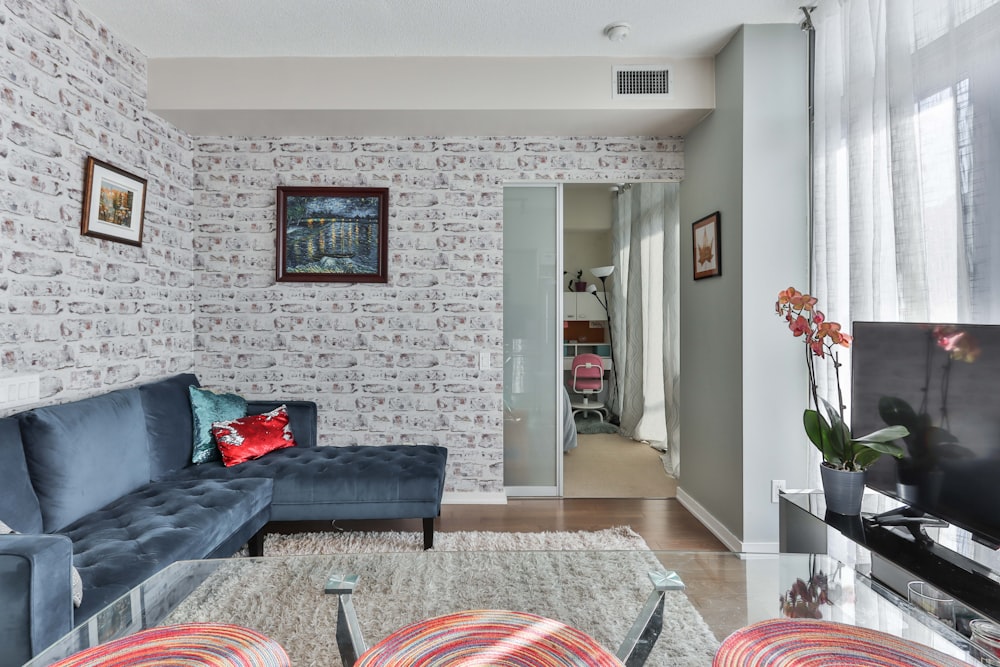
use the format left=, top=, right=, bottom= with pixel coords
left=248, top=530, right=265, bottom=557
left=422, top=517, right=434, bottom=550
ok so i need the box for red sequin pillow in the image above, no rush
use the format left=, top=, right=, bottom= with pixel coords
left=211, top=405, right=296, bottom=467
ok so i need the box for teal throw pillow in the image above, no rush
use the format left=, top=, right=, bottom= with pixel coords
left=189, top=386, right=247, bottom=464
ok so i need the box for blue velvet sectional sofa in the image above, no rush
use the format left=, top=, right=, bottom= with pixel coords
left=0, top=373, right=448, bottom=666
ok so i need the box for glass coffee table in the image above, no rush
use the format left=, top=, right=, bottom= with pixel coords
left=25, top=551, right=988, bottom=667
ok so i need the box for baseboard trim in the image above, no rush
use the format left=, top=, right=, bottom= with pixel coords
left=676, top=487, right=742, bottom=552
left=441, top=491, right=508, bottom=505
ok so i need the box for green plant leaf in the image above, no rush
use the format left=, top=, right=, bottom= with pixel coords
left=854, top=448, right=882, bottom=469
left=804, top=409, right=842, bottom=466
left=853, top=425, right=910, bottom=443
left=819, top=397, right=844, bottom=428
left=803, top=409, right=825, bottom=452
left=861, top=441, right=905, bottom=458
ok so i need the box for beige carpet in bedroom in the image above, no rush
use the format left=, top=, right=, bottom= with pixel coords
left=564, top=432, right=677, bottom=498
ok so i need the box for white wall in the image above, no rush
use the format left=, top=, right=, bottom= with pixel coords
left=679, top=25, right=809, bottom=550
left=148, top=57, right=716, bottom=137
left=0, top=1, right=688, bottom=502
left=564, top=185, right=614, bottom=290
left=189, top=137, right=684, bottom=497
left=0, top=0, right=197, bottom=403
left=740, top=24, right=811, bottom=548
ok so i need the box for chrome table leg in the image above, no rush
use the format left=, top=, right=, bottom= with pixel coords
left=325, top=573, right=367, bottom=667
left=616, top=570, right=686, bottom=667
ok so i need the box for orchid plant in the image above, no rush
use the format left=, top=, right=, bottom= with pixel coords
left=775, top=287, right=908, bottom=471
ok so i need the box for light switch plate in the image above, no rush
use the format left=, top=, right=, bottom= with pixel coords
left=0, top=374, right=40, bottom=410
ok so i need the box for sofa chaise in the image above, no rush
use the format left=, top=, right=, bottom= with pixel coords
left=0, top=372, right=448, bottom=666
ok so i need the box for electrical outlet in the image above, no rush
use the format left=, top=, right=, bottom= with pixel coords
left=479, top=352, right=491, bottom=370
left=771, top=479, right=786, bottom=503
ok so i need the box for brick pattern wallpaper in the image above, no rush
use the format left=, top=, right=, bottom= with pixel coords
left=1, top=0, right=687, bottom=495
left=192, top=138, right=683, bottom=493
left=0, top=0, right=196, bottom=402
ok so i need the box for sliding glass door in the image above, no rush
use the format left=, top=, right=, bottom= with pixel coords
left=502, top=184, right=562, bottom=495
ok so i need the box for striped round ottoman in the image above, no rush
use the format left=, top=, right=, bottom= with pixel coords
left=356, top=609, right=625, bottom=666
left=713, top=619, right=974, bottom=667
left=50, top=623, right=290, bottom=667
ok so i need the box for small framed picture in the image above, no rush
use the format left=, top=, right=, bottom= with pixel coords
left=692, top=211, right=721, bottom=280
left=276, top=186, right=389, bottom=283
left=80, top=157, right=147, bottom=247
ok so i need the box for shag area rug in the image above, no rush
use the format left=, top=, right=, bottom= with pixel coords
left=575, top=415, right=621, bottom=434
left=169, top=528, right=720, bottom=667
left=263, top=525, right=648, bottom=554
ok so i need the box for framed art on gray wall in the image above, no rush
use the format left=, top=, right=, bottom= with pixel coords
left=80, top=156, right=147, bottom=247
left=275, top=186, right=389, bottom=283
left=692, top=211, right=721, bottom=280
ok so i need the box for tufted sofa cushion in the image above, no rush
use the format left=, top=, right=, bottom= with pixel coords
left=171, top=445, right=448, bottom=521
left=61, top=477, right=273, bottom=620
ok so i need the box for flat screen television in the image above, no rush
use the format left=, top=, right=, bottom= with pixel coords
left=852, top=321, right=1000, bottom=548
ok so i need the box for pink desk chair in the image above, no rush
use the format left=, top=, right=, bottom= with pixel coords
left=569, top=353, right=608, bottom=421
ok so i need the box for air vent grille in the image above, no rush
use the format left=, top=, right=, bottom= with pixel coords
left=614, top=67, right=670, bottom=97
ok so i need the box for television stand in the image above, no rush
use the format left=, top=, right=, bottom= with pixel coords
left=866, top=506, right=948, bottom=547
left=780, top=490, right=1000, bottom=630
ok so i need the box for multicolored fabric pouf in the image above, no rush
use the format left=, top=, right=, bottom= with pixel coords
left=50, top=623, right=290, bottom=667
left=356, top=609, right=625, bottom=666
left=713, top=619, right=975, bottom=667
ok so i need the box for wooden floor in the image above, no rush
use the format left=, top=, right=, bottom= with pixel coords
left=310, top=498, right=726, bottom=552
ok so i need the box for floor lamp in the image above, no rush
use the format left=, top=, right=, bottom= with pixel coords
left=587, top=266, right=619, bottom=421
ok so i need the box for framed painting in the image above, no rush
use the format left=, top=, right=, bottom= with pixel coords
left=80, top=157, right=147, bottom=246
left=692, top=211, right=721, bottom=280
left=276, top=186, right=389, bottom=283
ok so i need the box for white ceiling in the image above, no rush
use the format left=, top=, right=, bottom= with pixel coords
left=73, top=0, right=806, bottom=59
left=72, top=0, right=809, bottom=136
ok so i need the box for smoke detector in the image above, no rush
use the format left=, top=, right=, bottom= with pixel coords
left=604, top=22, right=631, bottom=42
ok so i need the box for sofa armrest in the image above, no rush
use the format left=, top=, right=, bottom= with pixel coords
left=0, top=534, right=74, bottom=667
left=246, top=400, right=318, bottom=449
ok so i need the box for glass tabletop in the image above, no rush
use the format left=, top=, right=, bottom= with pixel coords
left=25, top=551, right=989, bottom=667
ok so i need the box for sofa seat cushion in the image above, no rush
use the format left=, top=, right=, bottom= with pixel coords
left=62, top=478, right=272, bottom=619
left=172, top=445, right=448, bottom=521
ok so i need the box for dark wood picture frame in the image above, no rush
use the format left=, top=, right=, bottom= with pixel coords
left=276, top=186, right=389, bottom=283
left=692, top=211, right=721, bottom=280
left=80, top=156, right=147, bottom=247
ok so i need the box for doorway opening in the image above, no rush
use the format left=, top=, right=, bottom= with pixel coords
left=561, top=183, right=678, bottom=499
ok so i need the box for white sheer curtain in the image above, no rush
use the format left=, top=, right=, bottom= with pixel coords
left=812, top=0, right=1000, bottom=483
left=610, top=183, right=681, bottom=476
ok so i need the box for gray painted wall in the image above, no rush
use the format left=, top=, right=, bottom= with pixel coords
left=679, top=28, right=747, bottom=537
left=679, top=25, right=809, bottom=547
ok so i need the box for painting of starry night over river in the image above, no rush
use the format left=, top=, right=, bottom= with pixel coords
left=283, top=194, right=382, bottom=276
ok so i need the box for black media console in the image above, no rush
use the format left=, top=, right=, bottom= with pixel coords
left=780, top=490, right=1000, bottom=628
